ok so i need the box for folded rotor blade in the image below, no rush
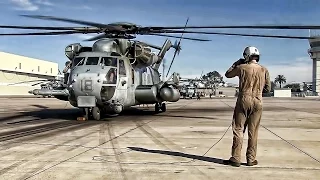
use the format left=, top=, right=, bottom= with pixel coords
left=0, top=25, right=93, bottom=31
left=146, top=25, right=320, bottom=30
left=154, top=30, right=317, bottom=40
left=21, top=15, right=119, bottom=30
left=7, top=79, right=47, bottom=86
left=0, top=30, right=83, bottom=36
left=147, top=33, right=210, bottom=41
left=32, top=82, right=45, bottom=86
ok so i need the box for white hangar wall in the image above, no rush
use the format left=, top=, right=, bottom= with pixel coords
left=0, top=51, right=59, bottom=96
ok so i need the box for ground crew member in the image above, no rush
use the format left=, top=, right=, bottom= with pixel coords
left=223, top=46, right=271, bottom=167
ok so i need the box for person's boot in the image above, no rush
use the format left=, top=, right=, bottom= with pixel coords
left=223, top=157, right=241, bottom=167
left=246, top=160, right=258, bottom=166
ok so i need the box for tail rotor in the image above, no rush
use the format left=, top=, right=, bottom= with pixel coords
left=165, top=17, right=189, bottom=78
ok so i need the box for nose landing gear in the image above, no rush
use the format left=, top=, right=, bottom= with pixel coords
left=82, top=106, right=101, bottom=120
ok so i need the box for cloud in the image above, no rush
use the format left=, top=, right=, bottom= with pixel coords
left=34, top=0, right=54, bottom=6
left=10, top=0, right=38, bottom=11
left=9, top=0, right=54, bottom=11
left=72, top=34, right=96, bottom=40
left=72, top=5, right=93, bottom=10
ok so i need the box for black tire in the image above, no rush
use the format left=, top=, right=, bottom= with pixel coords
left=92, top=107, right=101, bottom=120
left=161, top=103, right=166, bottom=112
left=155, top=103, right=160, bottom=113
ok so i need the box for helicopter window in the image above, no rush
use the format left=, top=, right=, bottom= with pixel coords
left=101, top=57, right=117, bottom=67
left=105, top=68, right=117, bottom=84
left=119, top=60, right=126, bottom=75
left=85, top=57, right=100, bottom=65
left=73, top=57, right=85, bottom=66
left=111, top=52, right=121, bottom=56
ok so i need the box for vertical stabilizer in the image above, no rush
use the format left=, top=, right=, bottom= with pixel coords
left=152, top=39, right=172, bottom=70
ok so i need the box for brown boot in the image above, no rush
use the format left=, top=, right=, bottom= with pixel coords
left=223, top=157, right=241, bottom=167
left=246, top=160, right=258, bottom=166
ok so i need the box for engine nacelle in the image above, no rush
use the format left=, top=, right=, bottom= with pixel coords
left=65, top=43, right=82, bottom=60
left=135, top=43, right=159, bottom=66
left=159, top=86, right=180, bottom=102
left=135, top=85, right=159, bottom=104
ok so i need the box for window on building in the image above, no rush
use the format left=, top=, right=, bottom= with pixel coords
left=51, top=68, right=52, bottom=74
left=19, top=63, right=21, bottom=69
left=38, top=66, right=40, bottom=72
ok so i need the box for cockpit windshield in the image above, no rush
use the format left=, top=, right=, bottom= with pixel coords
left=73, top=57, right=85, bottom=67
left=85, top=57, right=100, bottom=65
left=101, top=57, right=117, bottom=67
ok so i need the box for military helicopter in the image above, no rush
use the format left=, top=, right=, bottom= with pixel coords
left=1, top=15, right=320, bottom=120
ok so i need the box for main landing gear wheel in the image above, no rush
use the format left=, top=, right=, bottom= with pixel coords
left=161, top=103, right=166, bottom=112
left=155, top=103, right=166, bottom=113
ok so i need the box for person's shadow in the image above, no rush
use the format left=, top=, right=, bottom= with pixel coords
left=127, top=147, right=247, bottom=166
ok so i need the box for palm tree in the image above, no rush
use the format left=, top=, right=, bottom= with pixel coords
left=274, top=75, right=286, bottom=88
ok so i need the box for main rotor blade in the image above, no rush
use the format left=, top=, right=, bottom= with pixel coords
left=0, top=30, right=84, bottom=36
left=20, top=15, right=119, bottom=30
left=147, top=33, right=210, bottom=41
left=0, top=25, right=95, bottom=31
left=146, top=25, right=320, bottom=30
left=155, top=30, right=317, bottom=39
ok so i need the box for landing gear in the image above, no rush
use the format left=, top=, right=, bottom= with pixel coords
left=92, top=107, right=101, bottom=120
left=82, top=106, right=101, bottom=120
left=155, top=102, right=166, bottom=113
left=161, top=103, right=166, bottom=112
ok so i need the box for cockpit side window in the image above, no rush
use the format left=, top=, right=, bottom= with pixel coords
left=101, top=57, right=117, bottom=67
left=73, top=57, right=85, bottom=67
left=85, top=57, right=100, bottom=65
left=119, top=59, right=126, bottom=76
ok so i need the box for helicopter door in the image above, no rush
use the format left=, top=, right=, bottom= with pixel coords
left=117, top=59, right=128, bottom=103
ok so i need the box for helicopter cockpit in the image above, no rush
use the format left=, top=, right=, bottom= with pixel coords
left=67, top=53, right=125, bottom=106
left=71, top=55, right=119, bottom=84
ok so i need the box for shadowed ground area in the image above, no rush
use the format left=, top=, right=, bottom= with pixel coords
left=0, top=97, right=319, bottom=180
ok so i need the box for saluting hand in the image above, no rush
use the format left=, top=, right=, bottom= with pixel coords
left=233, top=58, right=245, bottom=66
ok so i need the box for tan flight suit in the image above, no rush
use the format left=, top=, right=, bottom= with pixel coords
left=225, top=60, right=271, bottom=163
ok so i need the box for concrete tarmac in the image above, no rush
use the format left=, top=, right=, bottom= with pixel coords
left=0, top=97, right=319, bottom=180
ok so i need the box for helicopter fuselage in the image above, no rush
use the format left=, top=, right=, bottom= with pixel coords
left=67, top=51, right=179, bottom=116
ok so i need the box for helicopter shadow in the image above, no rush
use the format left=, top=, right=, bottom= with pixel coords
left=0, top=108, right=83, bottom=122
left=0, top=106, right=162, bottom=123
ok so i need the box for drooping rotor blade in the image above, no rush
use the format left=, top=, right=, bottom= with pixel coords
left=0, top=30, right=84, bottom=36
left=7, top=79, right=47, bottom=86
left=0, top=25, right=95, bottom=31
left=147, top=33, right=210, bottom=41
left=20, top=15, right=120, bottom=30
left=146, top=25, right=320, bottom=30
left=155, top=30, right=317, bottom=40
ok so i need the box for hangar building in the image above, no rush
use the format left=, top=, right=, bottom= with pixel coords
left=0, top=51, right=59, bottom=96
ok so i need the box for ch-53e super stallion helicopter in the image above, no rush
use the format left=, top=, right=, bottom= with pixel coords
left=1, top=15, right=320, bottom=120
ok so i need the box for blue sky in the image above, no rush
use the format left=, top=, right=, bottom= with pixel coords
left=0, top=0, right=319, bottom=84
